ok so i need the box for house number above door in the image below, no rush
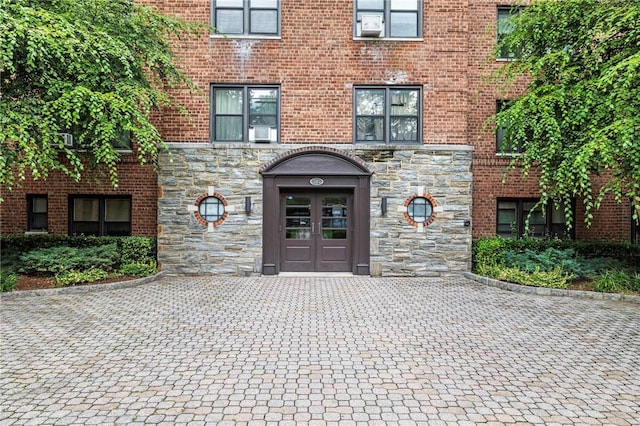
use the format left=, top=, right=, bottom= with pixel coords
left=310, top=177, right=324, bottom=186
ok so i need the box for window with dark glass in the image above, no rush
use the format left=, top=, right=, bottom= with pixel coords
left=69, top=196, right=131, bottom=236
left=212, top=0, right=280, bottom=36
left=27, top=195, right=48, bottom=232
left=497, top=6, right=523, bottom=59
left=354, top=0, right=422, bottom=38
left=496, top=100, right=522, bottom=153
left=212, top=85, right=280, bottom=143
left=355, top=86, right=421, bottom=144
left=497, top=199, right=573, bottom=239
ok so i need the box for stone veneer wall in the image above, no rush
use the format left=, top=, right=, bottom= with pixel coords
left=157, top=144, right=473, bottom=276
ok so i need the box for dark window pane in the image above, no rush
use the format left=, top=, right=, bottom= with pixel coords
left=73, top=222, right=100, bottom=236
left=390, top=117, right=418, bottom=142
left=322, top=229, right=347, bottom=239
left=104, top=222, right=131, bottom=236
left=32, top=197, right=47, bottom=213
left=30, top=214, right=47, bottom=230
left=249, top=116, right=277, bottom=126
left=390, top=90, right=418, bottom=115
left=356, top=117, right=384, bottom=141
left=249, top=89, right=278, bottom=114
left=286, top=229, right=311, bottom=240
left=105, top=199, right=130, bottom=222
left=74, top=198, right=99, bottom=222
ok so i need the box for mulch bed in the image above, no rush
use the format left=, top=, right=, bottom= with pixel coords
left=15, top=275, right=137, bottom=291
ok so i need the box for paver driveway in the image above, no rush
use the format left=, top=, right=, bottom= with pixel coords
left=1, top=275, right=639, bottom=425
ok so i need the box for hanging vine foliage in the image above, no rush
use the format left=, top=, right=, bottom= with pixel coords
left=0, top=0, right=204, bottom=198
left=490, top=0, right=640, bottom=228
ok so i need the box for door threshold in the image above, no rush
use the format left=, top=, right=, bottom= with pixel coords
left=277, top=272, right=354, bottom=277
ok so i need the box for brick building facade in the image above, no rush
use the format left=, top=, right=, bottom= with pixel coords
left=1, top=1, right=636, bottom=275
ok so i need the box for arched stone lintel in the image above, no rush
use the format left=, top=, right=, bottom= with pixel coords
left=260, top=146, right=372, bottom=176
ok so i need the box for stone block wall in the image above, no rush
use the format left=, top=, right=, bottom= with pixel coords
left=157, top=143, right=472, bottom=276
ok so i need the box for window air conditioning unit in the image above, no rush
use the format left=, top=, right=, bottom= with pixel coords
left=361, top=15, right=383, bottom=37
left=52, top=132, right=74, bottom=148
left=250, top=125, right=276, bottom=143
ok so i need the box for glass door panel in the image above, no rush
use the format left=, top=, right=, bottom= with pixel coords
left=321, top=196, right=348, bottom=239
left=285, top=195, right=311, bottom=240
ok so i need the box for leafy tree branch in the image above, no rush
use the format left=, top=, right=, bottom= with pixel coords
left=490, top=0, right=640, bottom=228
left=0, top=0, right=204, bottom=197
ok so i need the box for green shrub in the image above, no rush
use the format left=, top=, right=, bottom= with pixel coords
left=473, top=236, right=508, bottom=270
left=503, top=247, right=619, bottom=279
left=118, top=237, right=156, bottom=265
left=480, top=265, right=571, bottom=289
left=593, top=270, right=640, bottom=294
left=54, top=269, right=110, bottom=287
left=119, top=261, right=157, bottom=277
left=473, top=237, right=639, bottom=291
left=1, top=234, right=118, bottom=254
left=18, top=244, right=119, bottom=275
left=1, top=235, right=156, bottom=262
left=1, top=272, right=17, bottom=292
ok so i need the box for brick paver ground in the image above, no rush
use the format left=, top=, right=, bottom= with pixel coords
left=1, top=275, right=639, bottom=425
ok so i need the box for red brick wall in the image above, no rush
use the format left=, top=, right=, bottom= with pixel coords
left=1, top=155, right=157, bottom=236
left=154, top=0, right=469, bottom=146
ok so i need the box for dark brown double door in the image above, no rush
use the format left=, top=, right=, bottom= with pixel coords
left=280, top=191, right=352, bottom=272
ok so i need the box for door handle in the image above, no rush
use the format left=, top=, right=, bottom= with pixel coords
left=311, top=222, right=314, bottom=235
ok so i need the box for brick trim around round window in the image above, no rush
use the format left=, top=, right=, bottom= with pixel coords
left=193, top=193, right=228, bottom=227
left=403, top=193, right=438, bottom=227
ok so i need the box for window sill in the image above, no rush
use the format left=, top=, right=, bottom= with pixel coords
left=353, top=37, right=424, bottom=42
left=495, top=152, right=522, bottom=157
left=25, top=230, right=48, bottom=235
left=210, top=34, right=281, bottom=40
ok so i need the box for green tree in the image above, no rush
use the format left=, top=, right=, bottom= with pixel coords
left=491, top=0, right=640, bottom=228
left=0, top=0, right=202, bottom=197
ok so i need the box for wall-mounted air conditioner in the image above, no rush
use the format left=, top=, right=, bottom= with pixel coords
left=249, top=126, right=277, bottom=143
left=361, top=15, right=383, bottom=37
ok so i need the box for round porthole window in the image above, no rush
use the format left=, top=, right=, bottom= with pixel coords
left=194, top=193, right=228, bottom=227
left=404, top=193, right=438, bottom=227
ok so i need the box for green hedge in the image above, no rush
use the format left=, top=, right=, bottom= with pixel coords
left=473, top=237, right=640, bottom=272
left=1, top=235, right=156, bottom=275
